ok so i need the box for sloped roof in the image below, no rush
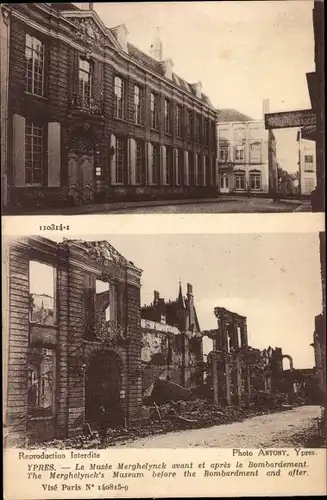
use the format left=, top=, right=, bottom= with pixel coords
left=217, top=108, right=253, bottom=123
left=127, top=43, right=214, bottom=108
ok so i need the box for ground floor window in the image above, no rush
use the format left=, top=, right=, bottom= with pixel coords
left=235, top=173, right=245, bottom=190
left=115, top=137, right=126, bottom=184
left=220, top=175, right=229, bottom=189
left=152, top=144, right=160, bottom=185
left=250, top=172, right=261, bottom=190
left=27, top=348, right=56, bottom=417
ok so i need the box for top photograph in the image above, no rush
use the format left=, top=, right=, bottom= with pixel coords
left=1, top=1, right=324, bottom=215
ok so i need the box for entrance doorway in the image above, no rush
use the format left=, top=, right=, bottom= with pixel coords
left=68, top=135, right=95, bottom=204
left=220, top=174, right=229, bottom=193
left=85, top=351, right=121, bottom=426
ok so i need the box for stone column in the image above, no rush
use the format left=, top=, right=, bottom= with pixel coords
left=212, top=353, right=219, bottom=406
left=235, top=354, right=242, bottom=405
left=225, top=354, right=232, bottom=405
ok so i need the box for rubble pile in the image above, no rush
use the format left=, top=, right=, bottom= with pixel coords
left=29, top=398, right=290, bottom=449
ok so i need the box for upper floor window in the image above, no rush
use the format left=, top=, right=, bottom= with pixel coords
left=203, top=118, right=209, bottom=146
left=195, top=114, right=201, bottom=143
left=115, top=137, right=126, bottom=184
left=176, top=105, right=183, bottom=138
left=164, top=99, right=172, bottom=134
left=186, top=110, right=193, bottom=141
left=150, top=92, right=158, bottom=130
left=25, top=121, right=44, bottom=186
left=29, top=261, right=56, bottom=325
left=219, top=145, right=229, bottom=162
left=114, top=76, right=125, bottom=120
left=134, top=85, right=143, bottom=125
left=28, top=348, right=56, bottom=417
left=249, top=142, right=261, bottom=162
left=235, top=146, right=244, bottom=161
left=78, top=57, right=93, bottom=101
left=135, top=140, right=142, bottom=184
left=304, top=154, right=314, bottom=172
left=25, top=34, right=45, bottom=96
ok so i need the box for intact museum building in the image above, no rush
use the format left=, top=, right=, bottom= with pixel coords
left=1, top=3, right=218, bottom=210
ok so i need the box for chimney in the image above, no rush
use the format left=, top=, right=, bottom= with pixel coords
left=111, top=24, right=129, bottom=53
left=160, top=59, right=174, bottom=80
left=71, top=2, right=93, bottom=10
left=154, top=290, right=160, bottom=304
left=263, top=98, right=270, bottom=118
left=193, top=81, right=202, bottom=99
left=149, top=27, right=163, bottom=61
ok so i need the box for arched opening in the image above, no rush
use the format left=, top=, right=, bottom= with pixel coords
left=85, top=350, right=121, bottom=427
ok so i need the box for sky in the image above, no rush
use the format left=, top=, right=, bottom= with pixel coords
left=92, top=1, right=315, bottom=173
left=38, top=233, right=323, bottom=369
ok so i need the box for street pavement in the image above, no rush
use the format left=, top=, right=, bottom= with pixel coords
left=8, top=196, right=311, bottom=215
left=115, top=405, right=320, bottom=448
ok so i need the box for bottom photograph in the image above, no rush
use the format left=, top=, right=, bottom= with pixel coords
left=3, top=232, right=325, bottom=450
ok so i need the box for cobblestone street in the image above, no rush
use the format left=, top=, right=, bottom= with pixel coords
left=116, top=406, right=321, bottom=448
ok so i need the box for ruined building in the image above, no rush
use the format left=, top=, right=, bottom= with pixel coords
left=140, top=283, right=203, bottom=396
left=203, top=307, right=252, bottom=406
left=3, top=236, right=143, bottom=445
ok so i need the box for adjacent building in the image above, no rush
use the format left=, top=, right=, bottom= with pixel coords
left=141, top=284, right=203, bottom=396
left=216, top=107, right=278, bottom=195
left=3, top=2, right=218, bottom=211
left=297, top=130, right=317, bottom=195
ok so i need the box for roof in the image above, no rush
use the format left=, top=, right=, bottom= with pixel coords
left=127, top=43, right=213, bottom=108
left=217, top=108, right=253, bottom=123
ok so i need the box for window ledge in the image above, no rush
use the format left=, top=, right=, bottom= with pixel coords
left=28, top=415, right=54, bottom=422
left=114, top=117, right=128, bottom=124
left=30, top=322, right=58, bottom=329
left=25, top=92, right=48, bottom=101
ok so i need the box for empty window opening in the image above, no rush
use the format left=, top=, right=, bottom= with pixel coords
left=29, top=261, right=56, bottom=325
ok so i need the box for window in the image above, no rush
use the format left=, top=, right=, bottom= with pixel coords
left=204, top=155, right=210, bottom=186
left=304, top=155, right=314, bottom=172
left=250, top=172, right=261, bottom=190
left=186, top=110, right=193, bottom=141
left=235, top=173, right=245, bottom=190
left=135, top=141, right=142, bottom=184
left=203, top=118, right=209, bottom=146
left=220, top=175, right=229, bottom=189
left=197, top=154, right=202, bottom=186
left=175, top=149, right=182, bottom=185
left=134, top=85, right=143, bottom=125
left=115, top=137, right=125, bottom=184
left=114, top=76, right=125, bottom=119
left=249, top=142, right=261, bottom=162
left=164, top=99, right=172, bottom=134
left=25, top=122, right=44, bottom=185
left=166, top=146, right=172, bottom=184
left=152, top=143, right=160, bottom=184
left=25, top=35, right=45, bottom=96
left=150, top=92, right=158, bottom=129
left=176, top=105, right=183, bottom=138
left=219, top=145, right=229, bottom=162
left=189, top=154, right=195, bottom=186
left=28, top=348, right=56, bottom=417
left=78, top=57, right=93, bottom=102
left=195, top=114, right=201, bottom=143
left=29, top=261, right=56, bottom=325
left=235, top=146, right=244, bottom=161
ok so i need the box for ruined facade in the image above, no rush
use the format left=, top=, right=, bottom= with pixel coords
left=140, top=284, right=203, bottom=395
left=3, top=2, right=218, bottom=211
left=203, top=307, right=252, bottom=406
left=3, top=236, right=143, bottom=445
